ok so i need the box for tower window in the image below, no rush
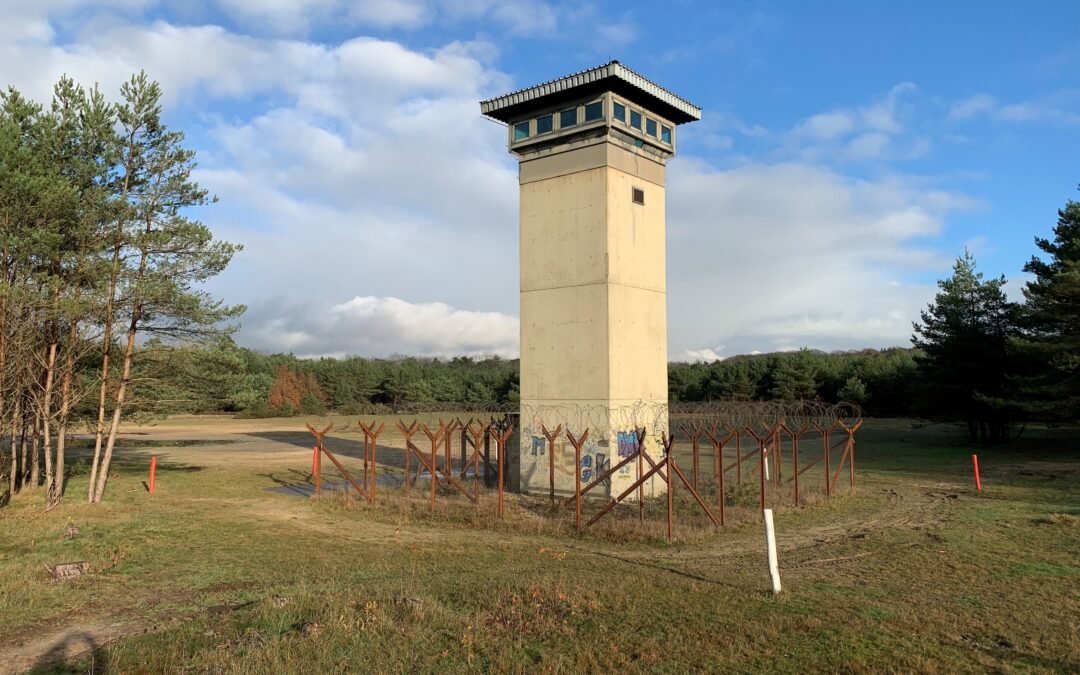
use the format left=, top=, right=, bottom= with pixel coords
left=513, top=121, right=530, bottom=141
left=559, top=108, right=577, bottom=128
left=646, top=118, right=657, bottom=136
left=613, top=101, right=626, bottom=123
left=536, top=114, right=553, bottom=135
left=632, top=187, right=645, bottom=205
left=584, top=101, right=603, bottom=122
left=629, top=110, right=642, bottom=129
left=661, top=125, right=672, bottom=143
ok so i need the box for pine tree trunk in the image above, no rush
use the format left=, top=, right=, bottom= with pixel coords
left=92, top=306, right=140, bottom=504
left=88, top=243, right=121, bottom=503
left=51, top=332, right=77, bottom=505
left=29, top=406, right=40, bottom=488
left=53, top=326, right=77, bottom=503
left=92, top=205, right=147, bottom=505
left=6, top=400, right=16, bottom=496
left=15, top=401, right=25, bottom=491
left=87, top=340, right=111, bottom=501
left=42, top=341, right=58, bottom=500
left=0, top=258, right=7, bottom=498
left=89, top=129, right=135, bottom=503
left=6, top=444, right=13, bottom=497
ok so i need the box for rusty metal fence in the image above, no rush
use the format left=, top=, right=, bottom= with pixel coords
left=302, top=401, right=861, bottom=541
left=306, top=413, right=518, bottom=514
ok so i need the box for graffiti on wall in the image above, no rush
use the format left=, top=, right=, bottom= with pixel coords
left=578, top=440, right=611, bottom=487
left=523, top=421, right=648, bottom=488
left=580, top=454, right=593, bottom=483
left=594, top=451, right=611, bottom=486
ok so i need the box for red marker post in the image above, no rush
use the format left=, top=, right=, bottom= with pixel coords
left=972, top=454, right=982, bottom=492
left=149, top=456, right=157, bottom=495
left=312, top=446, right=318, bottom=476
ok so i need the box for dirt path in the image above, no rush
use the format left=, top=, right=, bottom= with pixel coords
left=1, top=618, right=157, bottom=674
left=560, top=475, right=960, bottom=584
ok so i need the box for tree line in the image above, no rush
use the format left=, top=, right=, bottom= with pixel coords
left=0, top=74, right=239, bottom=507
left=105, top=341, right=910, bottom=416
left=123, top=341, right=521, bottom=418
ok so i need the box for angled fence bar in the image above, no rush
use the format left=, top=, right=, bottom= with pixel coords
left=490, top=424, right=514, bottom=517
left=305, top=423, right=367, bottom=500
left=541, top=424, right=562, bottom=508
left=358, top=420, right=384, bottom=502
left=566, top=429, right=589, bottom=528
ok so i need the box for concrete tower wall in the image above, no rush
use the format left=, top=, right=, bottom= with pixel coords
left=518, top=139, right=668, bottom=498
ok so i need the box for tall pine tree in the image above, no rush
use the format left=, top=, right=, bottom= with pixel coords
left=912, top=251, right=1020, bottom=442
left=1012, top=186, right=1080, bottom=422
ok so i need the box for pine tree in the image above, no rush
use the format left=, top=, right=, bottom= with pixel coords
left=837, top=376, right=868, bottom=404
left=1012, top=186, right=1080, bottom=421
left=769, top=350, right=818, bottom=402
left=45, top=78, right=117, bottom=506
left=89, top=74, right=242, bottom=503
left=912, top=251, right=1019, bottom=442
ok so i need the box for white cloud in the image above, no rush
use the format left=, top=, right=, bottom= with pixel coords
left=485, top=1, right=558, bottom=36
left=787, top=83, right=922, bottom=162
left=0, top=17, right=307, bottom=104
left=346, top=0, right=430, bottom=29
left=215, top=0, right=352, bottom=33
left=860, top=82, right=915, bottom=133
left=997, top=101, right=1080, bottom=124
left=595, top=12, right=639, bottom=47
left=243, top=295, right=518, bottom=357
left=208, top=0, right=598, bottom=37
left=844, top=132, right=890, bottom=160
left=666, top=161, right=978, bottom=355
left=948, top=91, right=1080, bottom=125
left=795, top=82, right=915, bottom=140
left=683, top=111, right=766, bottom=154
left=680, top=348, right=726, bottom=363
left=795, top=110, right=854, bottom=139
left=948, top=93, right=997, bottom=120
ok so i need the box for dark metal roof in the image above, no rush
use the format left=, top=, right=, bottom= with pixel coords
left=480, top=61, right=701, bottom=125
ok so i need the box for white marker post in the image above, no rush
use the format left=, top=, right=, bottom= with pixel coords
left=763, top=508, right=782, bottom=594
left=764, top=456, right=770, bottom=481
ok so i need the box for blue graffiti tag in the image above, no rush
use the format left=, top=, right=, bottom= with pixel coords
left=580, top=454, right=593, bottom=482
left=617, top=431, right=638, bottom=458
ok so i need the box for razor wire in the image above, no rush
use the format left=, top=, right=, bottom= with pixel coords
left=518, top=400, right=862, bottom=437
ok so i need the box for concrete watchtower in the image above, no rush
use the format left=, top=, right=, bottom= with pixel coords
left=481, top=62, right=700, bottom=498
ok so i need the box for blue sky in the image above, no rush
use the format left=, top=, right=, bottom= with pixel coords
left=4, top=1, right=1078, bottom=360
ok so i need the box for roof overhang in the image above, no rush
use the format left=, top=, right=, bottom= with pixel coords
left=480, top=61, right=701, bottom=126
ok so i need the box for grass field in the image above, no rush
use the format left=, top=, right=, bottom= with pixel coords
left=1, top=416, right=1078, bottom=673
